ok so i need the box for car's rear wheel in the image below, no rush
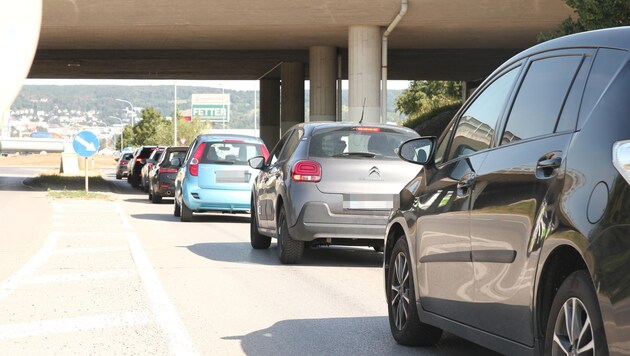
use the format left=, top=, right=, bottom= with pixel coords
left=276, top=208, right=303, bottom=264
left=181, top=201, right=193, bottom=222
left=151, top=188, right=162, bottom=204
left=250, top=199, right=270, bottom=249
left=545, top=270, right=607, bottom=355
left=174, top=198, right=181, bottom=217
left=388, top=237, right=442, bottom=346
left=116, top=173, right=121, bottom=180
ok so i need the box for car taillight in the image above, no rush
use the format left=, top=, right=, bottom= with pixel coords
left=223, top=139, right=244, bottom=143
left=148, top=164, right=153, bottom=169
left=291, top=160, right=321, bottom=182
left=613, top=140, right=630, bottom=185
left=159, top=168, right=178, bottom=173
left=356, top=127, right=381, bottom=133
left=189, top=142, right=206, bottom=176
left=120, top=160, right=127, bottom=165
left=136, top=158, right=142, bottom=162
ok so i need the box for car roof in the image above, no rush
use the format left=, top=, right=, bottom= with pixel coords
left=292, top=122, right=419, bottom=137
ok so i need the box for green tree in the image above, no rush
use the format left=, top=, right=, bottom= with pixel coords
left=395, top=81, right=461, bottom=124
left=131, top=107, right=170, bottom=146
left=539, top=0, right=630, bottom=41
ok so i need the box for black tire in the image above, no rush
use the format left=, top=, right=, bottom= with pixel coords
left=151, top=188, right=162, bottom=204
left=116, top=173, right=121, bottom=180
left=545, top=270, right=607, bottom=355
left=142, top=179, right=149, bottom=193
left=276, top=208, right=303, bottom=264
left=174, top=198, right=181, bottom=217
left=130, top=176, right=140, bottom=188
left=181, top=201, right=193, bottom=222
left=250, top=198, right=271, bottom=249
left=387, top=238, right=442, bottom=346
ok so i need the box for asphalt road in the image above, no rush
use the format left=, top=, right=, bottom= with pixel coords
left=0, top=166, right=500, bottom=355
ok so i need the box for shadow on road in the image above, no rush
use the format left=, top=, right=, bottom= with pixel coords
left=186, top=242, right=383, bottom=268
left=131, top=213, right=250, bottom=224
left=222, top=316, right=500, bottom=356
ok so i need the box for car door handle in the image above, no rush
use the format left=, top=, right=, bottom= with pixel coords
left=537, top=157, right=562, bottom=169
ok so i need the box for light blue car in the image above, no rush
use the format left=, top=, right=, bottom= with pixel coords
left=173, top=134, right=269, bottom=222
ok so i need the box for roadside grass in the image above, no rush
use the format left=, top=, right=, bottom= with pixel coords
left=47, top=189, right=113, bottom=200
left=28, top=171, right=114, bottom=200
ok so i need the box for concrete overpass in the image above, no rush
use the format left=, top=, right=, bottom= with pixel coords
left=31, top=0, right=573, bottom=147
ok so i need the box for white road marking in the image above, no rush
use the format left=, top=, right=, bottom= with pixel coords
left=24, top=270, right=136, bottom=284
left=0, top=232, right=59, bottom=301
left=53, top=231, right=127, bottom=237
left=52, top=246, right=128, bottom=254
left=0, top=311, right=151, bottom=341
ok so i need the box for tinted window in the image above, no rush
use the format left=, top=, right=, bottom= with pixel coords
left=556, top=56, right=592, bottom=132
left=267, top=131, right=291, bottom=166
left=447, top=67, right=519, bottom=161
left=201, top=142, right=262, bottom=166
left=163, top=150, right=186, bottom=167
left=501, top=56, right=583, bottom=144
left=309, top=127, right=416, bottom=160
left=578, top=48, right=628, bottom=126
left=278, top=129, right=303, bottom=161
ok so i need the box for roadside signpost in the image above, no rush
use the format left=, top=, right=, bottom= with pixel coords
left=72, top=130, right=100, bottom=192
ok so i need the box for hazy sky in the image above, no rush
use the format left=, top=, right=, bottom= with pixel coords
left=24, top=79, right=412, bottom=91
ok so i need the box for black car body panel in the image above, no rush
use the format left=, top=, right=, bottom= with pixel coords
left=149, top=146, right=187, bottom=198
left=127, top=146, right=160, bottom=186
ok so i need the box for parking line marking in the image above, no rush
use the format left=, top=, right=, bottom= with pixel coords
left=53, top=231, right=128, bottom=237
left=0, top=311, right=151, bottom=341
left=52, top=246, right=128, bottom=255
left=0, top=232, right=59, bottom=301
left=24, top=270, right=136, bottom=284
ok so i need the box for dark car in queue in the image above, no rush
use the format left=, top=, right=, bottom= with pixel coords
left=115, top=152, right=133, bottom=179
left=126, top=146, right=159, bottom=187
left=141, top=147, right=165, bottom=192
left=148, top=146, right=187, bottom=204
left=383, top=27, right=630, bottom=355
left=248, top=122, right=420, bottom=264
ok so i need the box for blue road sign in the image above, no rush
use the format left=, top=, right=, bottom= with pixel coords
left=73, top=130, right=100, bottom=157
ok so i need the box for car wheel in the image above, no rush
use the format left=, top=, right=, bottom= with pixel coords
left=545, top=270, right=607, bottom=355
left=151, top=188, right=162, bottom=204
left=131, top=176, right=139, bottom=188
left=116, top=173, right=121, bottom=180
left=250, top=199, right=270, bottom=249
left=142, top=178, right=149, bottom=192
left=276, top=208, right=303, bottom=264
left=181, top=201, right=193, bottom=222
left=387, top=237, right=442, bottom=346
left=174, top=197, right=181, bottom=217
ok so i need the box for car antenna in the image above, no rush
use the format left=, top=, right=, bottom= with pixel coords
left=359, top=97, right=366, bottom=124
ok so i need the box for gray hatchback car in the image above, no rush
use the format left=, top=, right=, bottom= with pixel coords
left=248, top=122, right=420, bottom=264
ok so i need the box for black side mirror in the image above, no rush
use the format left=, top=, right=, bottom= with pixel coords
left=248, top=156, right=265, bottom=170
left=398, top=137, right=435, bottom=165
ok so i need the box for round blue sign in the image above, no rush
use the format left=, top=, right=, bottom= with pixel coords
left=73, top=130, right=100, bottom=157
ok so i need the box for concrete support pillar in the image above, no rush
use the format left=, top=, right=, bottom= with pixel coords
left=348, top=25, right=381, bottom=123
left=281, top=62, right=305, bottom=134
left=309, top=46, right=337, bottom=122
left=259, top=78, right=280, bottom=150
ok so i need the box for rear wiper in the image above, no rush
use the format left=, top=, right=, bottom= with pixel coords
left=332, top=152, right=376, bottom=158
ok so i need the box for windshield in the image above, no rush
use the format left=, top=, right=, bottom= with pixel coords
left=309, top=127, right=416, bottom=160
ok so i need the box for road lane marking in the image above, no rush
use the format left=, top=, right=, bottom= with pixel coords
left=24, top=270, right=136, bottom=284
left=0, top=232, right=59, bottom=301
left=52, top=246, right=128, bottom=254
left=0, top=311, right=151, bottom=341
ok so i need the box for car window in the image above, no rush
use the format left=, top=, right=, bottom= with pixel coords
left=267, top=131, right=292, bottom=166
left=309, top=127, right=415, bottom=160
left=578, top=48, right=628, bottom=127
left=446, top=67, right=519, bottom=162
left=278, top=129, right=303, bottom=161
left=183, top=139, right=197, bottom=164
left=163, top=150, right=186, bottom=167
left=201, top=142, right=262, bottom=166
left=556, top=55, right=593, bottom=132
left=500, top=55, right=583, bottom=145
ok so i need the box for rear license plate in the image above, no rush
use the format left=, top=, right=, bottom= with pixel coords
left=343, top=194, right=395, bottom=210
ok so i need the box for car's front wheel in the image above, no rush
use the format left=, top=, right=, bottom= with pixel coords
left=250, top=199, right=270, bottom=249
left=387, top=237, right=442, bottom=346
left=545, top=270, right=607, bottom=355
left=181, top=201, right=193, bottom=222
left=174, top=197, right=181, bottom=217
left=276, top=208, right=303, bottom=264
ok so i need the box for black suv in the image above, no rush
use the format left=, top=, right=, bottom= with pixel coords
left=384, top=27, right=630, bottom=355
left=127, top=146, right=159, bottom=187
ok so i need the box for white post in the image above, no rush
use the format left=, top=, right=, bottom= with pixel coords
left=174, top=81, right=178, bottom=145
left=84, top=157, right=88, bottom=193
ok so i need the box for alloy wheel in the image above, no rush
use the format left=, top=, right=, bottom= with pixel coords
left=390, top=251, right=411, bottom=331
left=552, top=297, right=595, bottom=356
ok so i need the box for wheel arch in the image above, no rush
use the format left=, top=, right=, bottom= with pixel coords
left=384, top=221, right=407, bottom=291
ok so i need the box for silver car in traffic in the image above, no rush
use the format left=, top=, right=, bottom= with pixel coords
left=248, top=122, right=421, bottom=264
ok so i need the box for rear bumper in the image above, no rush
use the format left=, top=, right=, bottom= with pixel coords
left=155, top=175, right=176, bottom=197
left=183, top=186, right=251, bottom=212
left=288, top=201, right=388, bottom=242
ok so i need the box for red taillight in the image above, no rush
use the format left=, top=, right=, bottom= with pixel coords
left=223, top=139, right=244, bottom=143
left=261, top=144, right=270, bottom=161
left=291, top=160, right=321, bottom=182
left=356, top=127, right=381, bottom=133
left=148, top=164, right=153, bottom=169
left=136, top=158, right=142, bottom=162
left=160, top=183, right=170, bottom=189
left=120, top=160, right=128, bottom=165
left=159, top=168, right=177, bottom=173
left=189, top=142, right=206, bottom=176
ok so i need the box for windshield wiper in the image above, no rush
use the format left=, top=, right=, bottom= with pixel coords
left=332, top=152, right=376, bottom=158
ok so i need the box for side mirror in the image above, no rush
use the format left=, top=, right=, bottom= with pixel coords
left=398, top=137, right=435, bottom=165
left=248, top=156, right=265, bottom=170
left=171, top=158, right=181, bottom=167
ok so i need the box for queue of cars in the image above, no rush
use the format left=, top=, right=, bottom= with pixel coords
left=120, top=27, right=630, bottom=356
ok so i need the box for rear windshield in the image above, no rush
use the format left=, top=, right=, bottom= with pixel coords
left=138, top=147, right=158, bottom=158
left=163, top=150, right=187, bottom=167
left=121, top=153, right=133, bottom=160
left=309, top=127, right=416, bottom=160
left=200, top=142, right=262, bottom=165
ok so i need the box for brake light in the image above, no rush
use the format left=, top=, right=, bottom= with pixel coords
left=120, top=160, right=128, bottom=165
left=223, top=139, right=244, bottom=143
left=148, top=164, right=153, bottom=169
left=159, top=168, right=178, bottom=173
left=136, top=158, right=142, bottom=162
left=613, top=140, right=630, bottom=185
left=160, top=183, right=170, bottom=189
left=291, top=160, right=321, bottom=182
left=356, top=127, right=381, bottom=133
left=189, top=142, right=206, bottom=176
left=261, top=144, right=270, bottom=161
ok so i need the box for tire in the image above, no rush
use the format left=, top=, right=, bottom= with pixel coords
left=142, top=179, right=149, bottom=193
left=151, top=188, right=162, bottom=204
left=131, top=175, right=140, bottom=188
left=174, top=198, right=181, bottom=217
left=181, top=201, right=193, bottom=222
left=545, top=270, right=607, bottom=355
left=387, top=238, right=442, bottom=346
left=276, top=208, right=303, bottom=264
left=116, top=173, right=121, bottom=180
left=250, top=199, right=271, bottom=249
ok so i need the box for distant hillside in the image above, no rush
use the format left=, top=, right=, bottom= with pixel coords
left=11, top=85, right=407, bottom=128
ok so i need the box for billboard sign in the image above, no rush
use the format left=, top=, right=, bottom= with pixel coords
left=191, top=94, right=230, bottom=123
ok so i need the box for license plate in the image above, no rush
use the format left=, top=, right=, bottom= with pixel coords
left=343, top=194, right=394, bottom=210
